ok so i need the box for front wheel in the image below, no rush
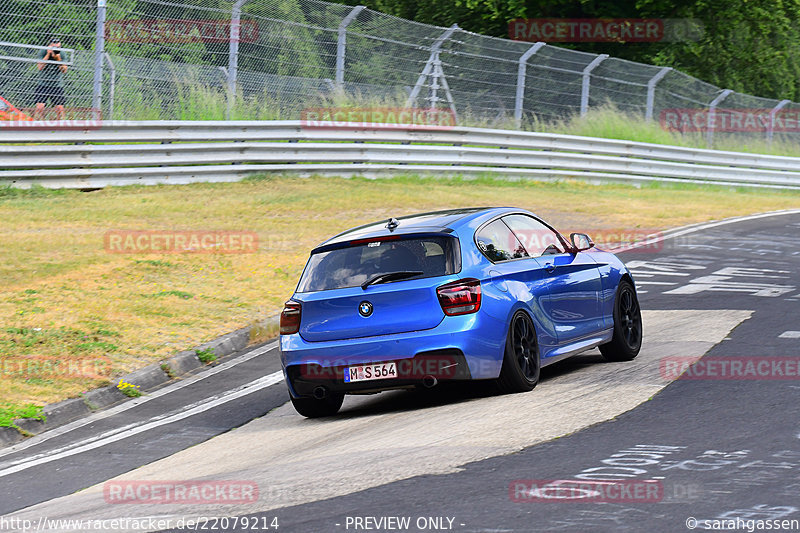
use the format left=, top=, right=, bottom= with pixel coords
left=600, top=279, right=642, bottom=362
left=290, top=392, right=344, bottom=418
left=496, top=311, right=540, bottom=393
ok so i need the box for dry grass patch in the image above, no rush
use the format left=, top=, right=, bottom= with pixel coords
left=1, top=174, right=799, bottom=415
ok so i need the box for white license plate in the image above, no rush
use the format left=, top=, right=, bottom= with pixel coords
left=343, top=362, right=397, bottom=383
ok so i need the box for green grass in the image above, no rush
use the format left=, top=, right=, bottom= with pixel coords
left=161, top=362, right=177, bottom=379
left=0, top=185, right=69, bottom=199
left=0, top=403, right=45, bottom=428
left=196, top=348, right=217, bottom=364
left=539, top=104, right=800, bottom=157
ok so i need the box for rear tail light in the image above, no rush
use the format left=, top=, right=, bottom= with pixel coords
left=280, top=301, right=302, bottom=334
left=437, top=278, right=481, bottom=316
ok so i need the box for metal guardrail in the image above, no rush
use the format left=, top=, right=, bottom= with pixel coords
left=2, top=121, right=800, bottom=189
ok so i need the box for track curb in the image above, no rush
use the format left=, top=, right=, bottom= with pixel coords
left=2, top=315, right=279, bottom=446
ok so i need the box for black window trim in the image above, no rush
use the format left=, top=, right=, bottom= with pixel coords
left=473, top=211, right=572, bottom=264
left=473, top=217, right=529, bottom=264
left=501, top=212, right=573, bottom=258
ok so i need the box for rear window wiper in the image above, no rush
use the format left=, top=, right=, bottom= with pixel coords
left=361, top=271, right=424, bottom=289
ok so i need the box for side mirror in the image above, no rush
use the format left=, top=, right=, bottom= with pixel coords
left=570, top=232, right=595, bottom=252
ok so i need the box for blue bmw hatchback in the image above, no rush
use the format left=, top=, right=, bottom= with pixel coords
left=280, top=207, right=642, bottom=417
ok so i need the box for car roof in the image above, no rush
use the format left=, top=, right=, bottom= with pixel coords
left=317, top=207, right=525, bottom=249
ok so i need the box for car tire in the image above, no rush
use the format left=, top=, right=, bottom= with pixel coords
left=600, top=279, right=642, bottom=362
left=290, top=393, right=344, bottom=418
left=496, top=310, right=540, bottom=393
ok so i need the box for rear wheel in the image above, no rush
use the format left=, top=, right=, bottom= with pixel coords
left=290, top=392, right=344, bottom=418
left=496, top=311, right=540, bottom=393
left=600, top=279, right=642, bottom=362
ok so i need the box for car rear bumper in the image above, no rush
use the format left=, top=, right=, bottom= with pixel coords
left=280, top=312, right=507, bottom=398
left=286, top=349, right=472, bottom=397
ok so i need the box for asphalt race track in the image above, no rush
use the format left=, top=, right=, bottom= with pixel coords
left=2, top=210, right=800, bottom=533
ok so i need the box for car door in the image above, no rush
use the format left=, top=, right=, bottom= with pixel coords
left=473, top=218, right=558, bottom=354
left=501, top=214, right=604, bottom=347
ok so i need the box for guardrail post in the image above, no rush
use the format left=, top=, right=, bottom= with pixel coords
left=580, top=54, right=608, bottom=117
left=336, top=6, right=365, bottom=89
left=406, top=24, right=458, bottom=108
left=645, top=67, right=671, bottom=122
left=103, top=52, right=115, bottom=120
left=227, top=0, right=246, bottom=120
left=514, top=42, right=545, bottom=128
left=92, top=0, right=107, bottom=113
left=768, top=99, right=791, bottom=145
left=706, top=89, right=733, bottom=147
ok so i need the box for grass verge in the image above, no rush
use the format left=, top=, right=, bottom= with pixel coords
left=1, top=174, right=799, bottom=414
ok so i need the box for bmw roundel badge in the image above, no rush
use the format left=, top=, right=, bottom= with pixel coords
left=358, top=301, right=373, bottom=317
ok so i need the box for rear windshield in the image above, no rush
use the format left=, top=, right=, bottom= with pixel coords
left=296, top=236, right=459, bottom=292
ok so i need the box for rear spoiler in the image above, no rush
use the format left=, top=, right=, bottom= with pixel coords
left=311, top=231, right=457, bottom=255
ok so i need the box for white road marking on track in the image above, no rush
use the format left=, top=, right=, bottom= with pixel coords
left=624, top=209, right=800, bottom=252
left=0, top=366, right=285, bottom=471
left=779, top=331, right=800, bottom=339
left=0, top=370, right=284, bottom=479
left=0, top=341, right=279, bottom=459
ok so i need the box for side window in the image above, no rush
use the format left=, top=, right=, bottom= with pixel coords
left=502, top=214, right=565, bottom=257
left=475, top=219, right=528, bottom=262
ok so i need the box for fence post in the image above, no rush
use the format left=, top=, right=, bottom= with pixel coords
left=514, top=42, right=545, bottom=128
left=406, top=24, right=458, bottom=108
left=580, top=54, right=608, bottom=117
left=336, top=5, right=365, bottom=89
left=768, top=99, right=791, bottom=145
left=227, top=0, right=246, bottom=120
left=706, top=89, right=732, bottom=147
left=103, top=52, right=115, bottom=120
left=92, top=0, right=106, bottom=114
left=645, top=67, right=671, bottom=122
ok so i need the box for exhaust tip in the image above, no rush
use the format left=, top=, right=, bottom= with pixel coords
left=312, top=386, right=328, bottom=400
left=422, top=375, right=438, bottom=388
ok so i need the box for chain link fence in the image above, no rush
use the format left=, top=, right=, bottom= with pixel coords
left=2, top=0, right=800, bottom=146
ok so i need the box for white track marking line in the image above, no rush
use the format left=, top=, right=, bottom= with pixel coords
left=0, top=371, right=285, bottom=479
left=0, top=341, right=278, bottom=458
left=0, top=366, right=283, bottom=470
left=623, top=209, right=800, bottom=252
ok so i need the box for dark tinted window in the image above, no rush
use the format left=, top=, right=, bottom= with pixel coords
left=475, top=219, right=528, bottom=262
left=297, top=236, right=458, bottom=292
left=502, top=214, right=565, bottom=256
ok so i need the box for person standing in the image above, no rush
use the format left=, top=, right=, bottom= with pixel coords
left=34, top=38, right=68, bottom=119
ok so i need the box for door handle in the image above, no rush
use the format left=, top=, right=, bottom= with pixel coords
left=545, top=263, right=555, bottom=273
